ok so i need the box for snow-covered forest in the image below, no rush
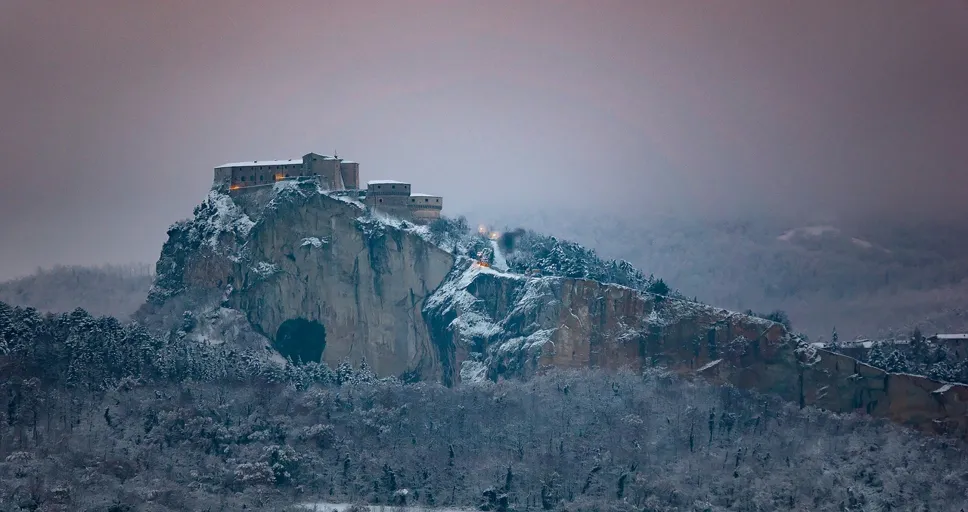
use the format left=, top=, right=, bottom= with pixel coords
left=2, top=301, right=968, bottom=511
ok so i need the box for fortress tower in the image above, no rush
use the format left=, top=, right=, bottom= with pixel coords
left=364, top=180, right=412, bottom=218
left=408, top=194, right=443, bottom=222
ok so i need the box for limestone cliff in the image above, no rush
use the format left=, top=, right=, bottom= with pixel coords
left=138, top=180, right=455, bottom=378
left=426, top=262, right=968, bottom=439
left=141, top=180, right=968, bottom=441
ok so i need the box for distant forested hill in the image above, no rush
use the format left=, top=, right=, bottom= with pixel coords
left=0, top=263, right=152, bottom=319
left=460, top=207, right=968, bottom=340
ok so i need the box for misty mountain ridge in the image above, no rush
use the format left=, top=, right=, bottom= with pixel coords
left=0, top=263, right=153, bottom=320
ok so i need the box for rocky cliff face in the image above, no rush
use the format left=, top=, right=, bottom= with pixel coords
left=138, top=181, right=454, bottom=378
left=142, top=180, right=968, bottom=440
left=427, top=262, right=968, bottom=439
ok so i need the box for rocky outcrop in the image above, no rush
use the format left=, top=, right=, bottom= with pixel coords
left=139, top=181, right=454, bottom=378
left=427, top=262, right=968, bottom=439
left=142, top=179, right=968, bottom=441
left=234, top=184, right=454, bottom=379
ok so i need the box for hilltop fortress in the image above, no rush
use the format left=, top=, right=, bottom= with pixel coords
left=213, top=151, right=442, bottom=223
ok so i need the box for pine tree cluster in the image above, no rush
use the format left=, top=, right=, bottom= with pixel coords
left=426, top=216, right=677, bottom=295
left=856, top=332, right=968, bottom=383
left=0, top=301, right=378, bottom=392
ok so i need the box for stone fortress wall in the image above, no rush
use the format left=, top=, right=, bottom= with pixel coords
left=214, top=151, right=441, bottom=223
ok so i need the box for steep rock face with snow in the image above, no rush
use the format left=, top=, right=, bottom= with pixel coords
left=140, top=181, right=968, bottom=440
left=139, top=181, right=455, bottom=378
left=425, top=263, right=792, bottom=387
left=428, top=262, right=968, bottom=439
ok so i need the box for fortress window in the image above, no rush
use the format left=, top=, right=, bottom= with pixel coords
left=391, top=185, right=396, bottom=189
left=260, top=175, right=264, bottom=181
left=379, top=198, right=383, bottom=203
left=250, top=176, right=255, bottom=181
left=425, top=198, right=430, bottom=202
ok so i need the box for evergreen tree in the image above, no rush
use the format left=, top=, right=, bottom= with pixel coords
left=883, top=350, right=909, bottom=373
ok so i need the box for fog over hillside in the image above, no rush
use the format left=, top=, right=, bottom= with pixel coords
left=460, top=206, right=968, bottom=341
left=0, top=263, right=153, bottom=319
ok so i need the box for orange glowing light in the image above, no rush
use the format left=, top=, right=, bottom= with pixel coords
left=229, top=184, right=241, bottom=191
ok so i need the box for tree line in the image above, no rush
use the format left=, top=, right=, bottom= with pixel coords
left=2, top=300, right=968, bottom=511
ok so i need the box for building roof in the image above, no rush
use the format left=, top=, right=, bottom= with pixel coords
left=215, top=159, right=301, bottom=169
left=340, top=160, right=358, bottom=164
left=410, top=193, right=441, bottom=197
left=367, top=180, right=409, bottom=185
left=932, top=334, right=968, bottom=340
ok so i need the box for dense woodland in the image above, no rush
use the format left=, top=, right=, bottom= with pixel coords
left=3, top=301, right=968, bottom=511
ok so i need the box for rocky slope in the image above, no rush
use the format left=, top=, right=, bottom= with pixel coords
left=426, top=262, right=968, bottom=438
left=140, top=180, right=968, bottom=440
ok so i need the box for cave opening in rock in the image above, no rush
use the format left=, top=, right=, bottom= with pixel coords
left=274, top=318, right=326, bottom=364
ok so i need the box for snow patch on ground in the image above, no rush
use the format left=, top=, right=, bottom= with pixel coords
left=696, top=359, right=723, bottom=372
left=495, top=328, right=557, bottom=356
left=301, top=237, right=328, bottom=248
left=460, top=360, right=488, bottom=384
left=489, top=239, right=509, bottom=271
left=251, top=261, right=280, bottom=278
left=851, top=237, right=874, bottom=249
left=777, top=225, right=840, bottom=241
left=933, top=384, right=953, bottom=394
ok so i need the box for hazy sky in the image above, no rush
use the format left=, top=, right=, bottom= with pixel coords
left=1, top=0, right=966, bottom=279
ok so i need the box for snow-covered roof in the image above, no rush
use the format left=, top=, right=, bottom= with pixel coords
left=932, top=334, right=968, bottom=340
left=367, top=180, right=409, bottom=185
left=215, top=159, right=302, bottom=169
left=410, top=193, right=440, bottom=197
left=340, top=160, right=357, bottom=164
